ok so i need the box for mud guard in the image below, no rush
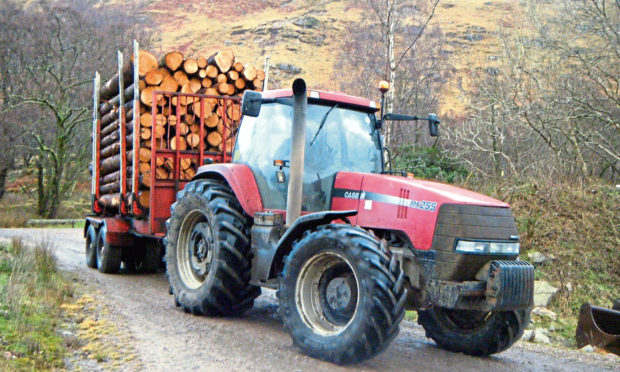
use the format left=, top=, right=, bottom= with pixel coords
left=266, top=210, right=358, bottom=280
left=193, top=163, right=263, bottom=217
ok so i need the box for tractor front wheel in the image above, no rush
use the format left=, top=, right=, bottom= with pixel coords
left=278, top=224, right=407, bottom=364
left=418, top=307, right=531, bottom=356
left=166, top=179, right=260, bottom=316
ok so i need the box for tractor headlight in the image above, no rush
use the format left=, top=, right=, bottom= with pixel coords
left=455, top=240, right=519, bottom=255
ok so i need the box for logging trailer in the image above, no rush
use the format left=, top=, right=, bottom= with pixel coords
left=85, top=44, right=534, bottom=363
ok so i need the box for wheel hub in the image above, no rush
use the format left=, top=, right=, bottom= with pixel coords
left=296, top=251, right=359, bottom=336
left=177, top=210, right=214, bottom=289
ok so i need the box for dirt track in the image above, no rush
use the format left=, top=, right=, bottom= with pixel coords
left=0, top=228, right=618, bottom=372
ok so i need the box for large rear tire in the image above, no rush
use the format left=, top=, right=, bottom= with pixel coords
left=85, top=224, right=98, bottom=269
left=166, top=179, right=260, bottom=316
left=278, top=224, right=407, bottom=364
left=418, top=307, right=531, bottom=356
left=96, top=225, right=122, bottom=274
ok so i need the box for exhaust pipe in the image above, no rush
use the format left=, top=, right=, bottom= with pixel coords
left=576, top=303, right=620, bottom=355
left=286, top=78, right=307, bottom=227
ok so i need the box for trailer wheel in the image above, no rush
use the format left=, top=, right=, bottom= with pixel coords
left=278, top=224, right=407, bottom=364
left=96, top=225, right=122, bottom=274
left=418, top=307, right=531, bottom=356
left=166, top=179, right=260, bottom=316
left=85, top=224, right=98, bottom=268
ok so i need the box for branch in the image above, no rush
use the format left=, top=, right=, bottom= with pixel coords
left=394, top=0, right=440, bottom=71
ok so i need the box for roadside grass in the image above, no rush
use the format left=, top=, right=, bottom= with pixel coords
left=0, top=238, right=73, bottom=370
left=482, top=180, right=619, bottom=346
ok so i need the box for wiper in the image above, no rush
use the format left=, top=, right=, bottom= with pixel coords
left=310, top=104, right=339, bottom=146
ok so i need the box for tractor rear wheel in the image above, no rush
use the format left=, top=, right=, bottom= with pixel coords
left=166, top=179, right=260, bottom=316
left=418, top=307, right=531, bottom=356
left=96, top=225, right=122, bottom=274
left=85, top=224, right=98, bottom=268
left=278, top=224, right=407, bottom=364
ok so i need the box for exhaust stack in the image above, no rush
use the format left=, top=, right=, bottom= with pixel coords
left=286, top=78, right=307, bottom=226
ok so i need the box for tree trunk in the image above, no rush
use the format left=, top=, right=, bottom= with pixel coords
left=0, top=166, right=7, bottom=200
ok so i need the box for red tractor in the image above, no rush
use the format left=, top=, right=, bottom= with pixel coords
left=165, top=79, right=534, bottom=363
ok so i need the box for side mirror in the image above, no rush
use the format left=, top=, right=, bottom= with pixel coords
left=428, top=113, right=440, bottom=137
left=241, top=90, right=262, bottom=117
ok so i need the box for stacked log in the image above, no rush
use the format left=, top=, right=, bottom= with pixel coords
left=96, top=48, right=264, bottom=211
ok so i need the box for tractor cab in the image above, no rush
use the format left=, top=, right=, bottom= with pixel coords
left=233, top=89, right=383, bottom=212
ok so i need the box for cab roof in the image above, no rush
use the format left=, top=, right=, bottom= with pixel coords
left=261, top=89, right=380, bottom=113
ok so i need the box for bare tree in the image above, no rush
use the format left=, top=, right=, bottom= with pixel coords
left=335, top=0, right=445, bottom=149
left=0, top=0, right=151, bottom=216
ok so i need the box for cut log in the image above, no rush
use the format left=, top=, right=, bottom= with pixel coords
left=197, top=56, right=207, bottom=69
left=188, top=78, right=202, bottom=93
left=140, top=112, right=153, bottom=128
left=140, top=86, right=162, bottom=106
left=234, top=78, right=246, bottom=90
left=201, top=78, right=213, bottom=88
left=157, top=67, right=171, bottom=78
left=99, top=84, right=135, bottom=115
left=100, top=151, right=133, bottom=175
left=101, top=130, right=119, bottom=148
left=99, top=63, right=133, bottom=101
left=139, top=147, right=151, bottom=162
left=228, top=70, right=239, bottom=81
left=164, top=51, right=184, bottom=71
left=253, top=79, right=264, bottom=90
left=243, top=64, right=257, bottom=81
left=99, top=193, right=121, bottom=208
left=142, top=171, right=151, bottom=187
left=167, top=115, right=178, bottom=127
left=178, top=122, right=189, bottom=135
left=233, top=61, right=244, bottom=72
left=216, top=74, right=227, bottom=84
left=227, top=103, right=241, bottom=121
left=186, top=133, right=200, bottom=148
left=173, top=71, right=189, bottom=86
left=181, top=167, right=196, bottom=180
left=154, top=124, right=166, bottom=139
left=140, top=127, right=151, bottom=140
left=100, top=142, right=120, bottom=159
left=226, top=83, right=236, bottom=95
left=207, top=49, right=234, bottom=73
left=198, top=69, right=207, bottom=79
left=132, top=50, right=159, bottom=77
left=191, top=101, right=213, bottom=115
left=100, top=181, right=119, bottom=194
left=205, top=113, right=219, bottom=128
left=156, top=167, right=169, bottom=180
left=138, top=191, right=150, bottom=208
left=218, top=83, right=230, bottom=95
left=207, top=131, right=222, bottom=147
left=205, top=65, right=218, bottom=78
left=183, top=58, right=199, bottom=75
left=145, top=69, right=163, bottom=86
left=139, top=162, right=151, bottom=174
left=159, top=75, right=179, bottom=93
left=189, top=123, right=199, bottom=133
left=180, top=158, right=192, bottom=170
left=170, top=136, right=187, bottom=151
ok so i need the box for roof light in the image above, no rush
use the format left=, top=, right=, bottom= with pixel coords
left=378, top=80, right=390, bottom=93
left=309, top=91, right=320, bottom=99
left=369, top=101, right=377, bottom=109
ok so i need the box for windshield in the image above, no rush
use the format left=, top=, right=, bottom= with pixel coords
left=233, top=102, right=382, bottom=211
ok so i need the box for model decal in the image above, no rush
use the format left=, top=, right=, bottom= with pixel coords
left=332, top=188, right=437, bottom=212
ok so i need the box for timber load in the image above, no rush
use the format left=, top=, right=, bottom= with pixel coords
left=94, top=47, right=264, bottom=213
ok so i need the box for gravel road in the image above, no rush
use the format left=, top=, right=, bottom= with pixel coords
left=0, top=228, right=618, bottom=372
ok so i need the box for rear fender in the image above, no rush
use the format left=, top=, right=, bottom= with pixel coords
left=193, top=163, right=263, bottom=217
left=265, top=210, right=358, bottom=280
